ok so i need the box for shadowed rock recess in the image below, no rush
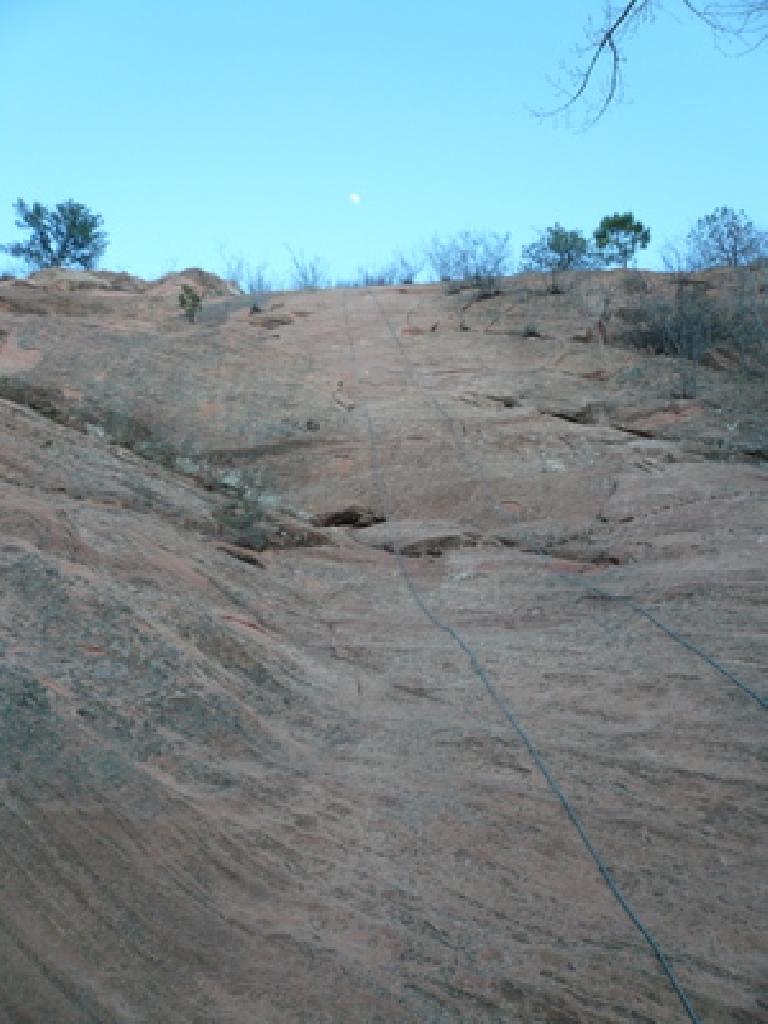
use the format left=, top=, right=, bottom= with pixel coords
left=0, top=267, right=766, bottom=1023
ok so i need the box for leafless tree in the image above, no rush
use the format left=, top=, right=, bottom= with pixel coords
left=218, top=245, right=273, bottom=295
left=685, top=206, right=768, bottom=268
left=544, top=1, right=768, bottom=124
left=286, top=246, right=329, bottom=290
left=426, top=231, right=512, bottom=288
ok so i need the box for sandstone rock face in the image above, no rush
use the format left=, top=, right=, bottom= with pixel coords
left=0, top=269, right=766, bottom=1022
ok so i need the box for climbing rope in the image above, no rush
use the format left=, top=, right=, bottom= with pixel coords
left=366, top=288, right=766, bottom=711
left=340, top=296, right=703, bottom=1024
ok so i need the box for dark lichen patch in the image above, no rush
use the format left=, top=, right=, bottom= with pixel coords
left=0, top=671, right=61, bottom=778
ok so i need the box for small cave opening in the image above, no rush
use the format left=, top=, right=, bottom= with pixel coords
left=313, top=505, right=387, bottom=529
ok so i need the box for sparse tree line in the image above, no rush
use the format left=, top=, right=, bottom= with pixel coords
left=279, top=207, right=766, bottom=292
left=2, top=197, right=766, bottom=290
left=1, top=196, right=765, bottom=365
left=522, top=213, right=651, bottom=272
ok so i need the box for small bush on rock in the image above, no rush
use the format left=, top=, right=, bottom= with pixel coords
left=179, top=284, right=202, bottom=322
left=626, top=272, right=768, bottom=363
left=426, top=230, right=511, bottom=290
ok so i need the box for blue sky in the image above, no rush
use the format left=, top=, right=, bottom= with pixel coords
left=1, top=0, right=766, bottom=284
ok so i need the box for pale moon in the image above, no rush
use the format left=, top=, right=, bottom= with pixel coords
left=348, top=192, right=361, bottom=204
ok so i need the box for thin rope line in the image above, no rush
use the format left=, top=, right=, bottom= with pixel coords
left=341, top=297, right=702, bottom=1024
left=367, top=289, right=766, bottom=711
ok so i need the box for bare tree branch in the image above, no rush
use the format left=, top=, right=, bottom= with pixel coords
left=682, top=1, right=768, bottom=45
left=544, top=1, right=650, bottom=122
left=542, top=0, right=768, bottom=124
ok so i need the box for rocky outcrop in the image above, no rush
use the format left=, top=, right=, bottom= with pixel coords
left=0, top=269, right=765, bottom=1023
